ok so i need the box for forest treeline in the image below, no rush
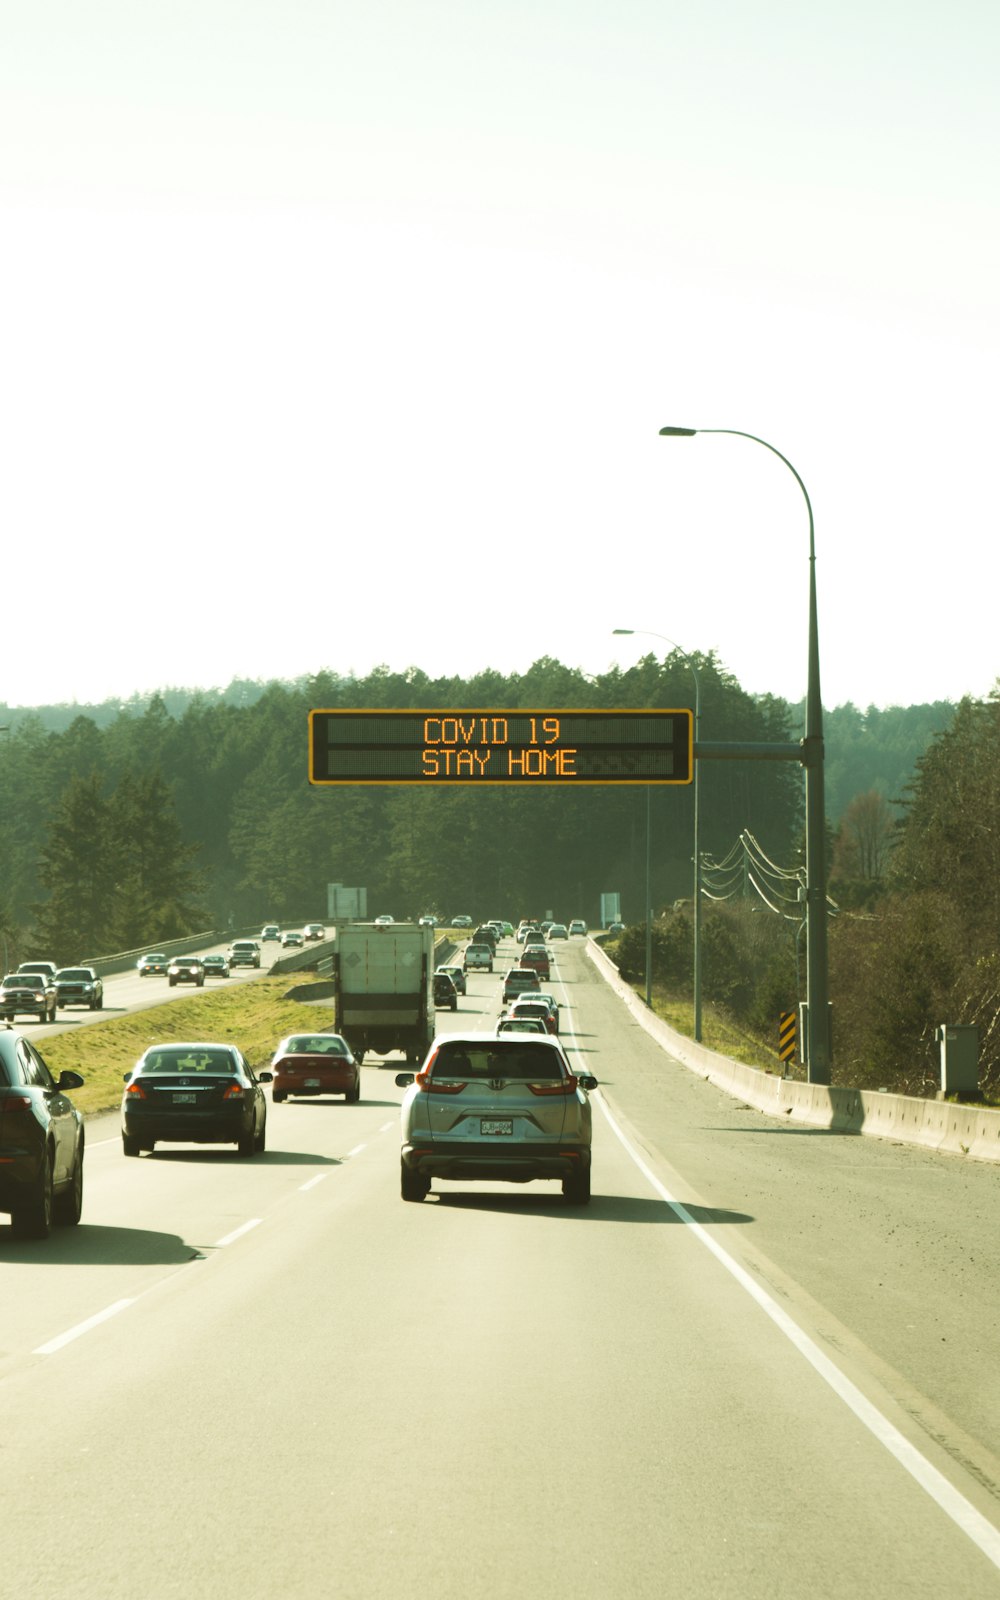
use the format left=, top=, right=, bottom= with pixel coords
left=1, top=655, right=994, bottom=1097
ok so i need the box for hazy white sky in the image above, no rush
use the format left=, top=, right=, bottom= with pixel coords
left=2, top=0, right=996, bottom=712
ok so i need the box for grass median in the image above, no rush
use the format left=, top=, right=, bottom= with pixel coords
left=38, top=979, right=335, bottom=1118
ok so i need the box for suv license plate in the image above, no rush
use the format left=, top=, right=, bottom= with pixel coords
left=481, top=1118, right=513, bottom=1136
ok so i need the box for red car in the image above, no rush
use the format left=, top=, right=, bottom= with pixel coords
left=519, top=946, right=551, bottom=981
left=269, top=1032, right=361, bottom=1103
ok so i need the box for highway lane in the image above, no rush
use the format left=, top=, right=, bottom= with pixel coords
left=3, top=937, right=1000, bottom=1595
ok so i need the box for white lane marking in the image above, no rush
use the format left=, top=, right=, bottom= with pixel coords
left=214, top=1218, right=262, bottom=1248
left=380, top=1121, right=395, bottom=1133
left=346, top=1144, right=366, bottom=1158
left=34, top=1298, right=136, bottom=1355
left=299, top=1174, right=327, bottom=1192
left=597, top=1093, right=1000, bottom=1572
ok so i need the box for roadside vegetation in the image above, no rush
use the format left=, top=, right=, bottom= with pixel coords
left=40, top=979, right=332, bottom=1118
left=2, top=656, right=998, bottom=1103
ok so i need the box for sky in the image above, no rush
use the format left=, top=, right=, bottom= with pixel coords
left=2, top=0, right=997, bottom=714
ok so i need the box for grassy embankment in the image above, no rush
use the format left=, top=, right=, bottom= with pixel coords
left=39, top=978, right=334, bottom=1118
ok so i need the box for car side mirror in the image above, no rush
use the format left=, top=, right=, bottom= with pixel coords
left=257, top=1070, right=273, bottom=1083
left=578, top=1074, right=598, bottom=1092
left=395, top=1072, right=415, bottom=1088
left=57, top=1070, right=84, bottom=1090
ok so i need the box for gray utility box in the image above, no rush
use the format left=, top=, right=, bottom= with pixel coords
left=935, top=1023, right=981, bottom=1101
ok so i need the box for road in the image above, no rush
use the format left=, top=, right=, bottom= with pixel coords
left=3, top=935, right=1000, bottom=1597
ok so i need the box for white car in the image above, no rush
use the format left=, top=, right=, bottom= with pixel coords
left=396, top=1032, right=597, bottom=1204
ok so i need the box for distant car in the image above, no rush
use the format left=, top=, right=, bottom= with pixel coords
left=436, top=963, right=466, bottom=996
left=502, top=969, right=541, bottom=1003
left=137, top=952, right=170, bottom=976
left=260, top=924, right=281, bottom=942
left=548, top=923, right=568, bottom=940
left=395, top=1032, right=597, bottom=1203
left=121, top=1041, right=268, bottom=1157
left=533, top=992, right=562, bottom=1034
left=0, top=1031, right=85, bottom=1236
left=519, top=946, right=551, bottom=980
left=433, top=972, right=459, bottom=1011
left=606, top=922, right=624, bottom=937
left=474, top=925, right=498, bottom=952
left=496, top=1016, right=548, bottom=1035
left=418, top=915, right=438, bottom=927
left=281, top=931, right=304, bottom=948
left=516, top=924, right=541, bottom=945
left=500, top=922, right=514, bottom=937
left=569, top=920, right=588, bottom=937
left=229, top=940, right=261, bottom=969
left=451, top=915, right=473, bottom=928
left=17, top=961, right=59, bottom=983
left=508, top=997, right=558, bottom=1035
left=202, top=954, right=231, bottom=978
left=0, top=972, right=57, bottom=1024
left=54, top=966, right=104, bottom=1011
left=464, top=943, right=494, bottom=972
left=374, top=914, right=395, bottom=926
left=303, top=923, right=326, bottom=941
left=269, top=1032, right=360, bottom=1104
left=168, top=957, right=205, bottom=988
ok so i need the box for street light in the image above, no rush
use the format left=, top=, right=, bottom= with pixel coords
left=658, top=426, right=831, bottom=1083
left=613, top=629, right=702, bottom=1040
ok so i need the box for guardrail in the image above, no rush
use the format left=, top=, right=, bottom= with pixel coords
left=587, top=938, right=1000, bottom=1167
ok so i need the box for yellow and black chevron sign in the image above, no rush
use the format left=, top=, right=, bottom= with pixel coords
left=779, top=1010, right=797, bottom=1063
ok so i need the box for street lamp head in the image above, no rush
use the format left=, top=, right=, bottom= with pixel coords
left=658, top=426, right=697, bottom=437
left=612, top=629, right=634, bottom=636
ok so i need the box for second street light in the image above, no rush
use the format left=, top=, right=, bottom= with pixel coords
left=613, top=629, right=702, bottom=1040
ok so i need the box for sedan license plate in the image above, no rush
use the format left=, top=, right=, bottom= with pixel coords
left=481, top=1118, right=513, bottom=1136
left=173, top=1093, right=197, bottom=1104
left=305, top=1078, right=321, bottom=1087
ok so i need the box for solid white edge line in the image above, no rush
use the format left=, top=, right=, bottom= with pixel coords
left=34, top=1298, right=136, bottom=1355
left=214, top=1218, right=262, bottom=1248
left=596, top=1092, right=1000, bottom=1571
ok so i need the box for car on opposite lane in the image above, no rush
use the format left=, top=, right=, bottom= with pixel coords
left=202, top=954, right=231, bottom=978
left=0, top=1031, right=85, bottom=1237
left=137, top=952, right=170, bottom=976
left=269, top=1032, right=360, bottom=1103
left=121, top=1042, right=268, bottom=1158
left=229, top=940, right=261, bottom=969
left=281, top=930, right=305, bottom=948
left=168, top=956, right=205, bottom=988
left=0, top=972, right=57, bottom=1024
left=54, top=966, right=105, bottom=1011
left=396, top=1031, right=597, bottom=1204
left=304, top=923, right=326, bottom=941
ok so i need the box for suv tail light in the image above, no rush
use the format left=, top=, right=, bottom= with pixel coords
left=528, top=1076, right=578, bottom=1097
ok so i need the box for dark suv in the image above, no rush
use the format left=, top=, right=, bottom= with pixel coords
left=433, top=972, right=458, bottom=1011
left=0, top=1031, right=85, bottom=1236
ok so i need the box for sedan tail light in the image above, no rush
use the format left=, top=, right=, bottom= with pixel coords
left=125, top=1081, right=148, bottom=1099
left=222, top=1084, right=245, bottom=1100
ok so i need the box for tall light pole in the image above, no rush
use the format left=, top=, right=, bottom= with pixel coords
left=613, top=629, right=702, bottom=1040
left=658, top=426, right=831, bottom=1084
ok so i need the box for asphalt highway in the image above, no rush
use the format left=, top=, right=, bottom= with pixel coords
left=3, top=937, right=1000, bottom=1597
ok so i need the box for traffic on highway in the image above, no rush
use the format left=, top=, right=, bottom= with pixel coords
left=3, top=923, right=1000, bottom=1596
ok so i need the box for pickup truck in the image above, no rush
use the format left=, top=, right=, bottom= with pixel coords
left=464, top=943, right=494, bottom=972
left=1, top=971, right=58, bottom=1023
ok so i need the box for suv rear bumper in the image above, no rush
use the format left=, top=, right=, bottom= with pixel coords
left=402, top=1139, right=589, bottom=1184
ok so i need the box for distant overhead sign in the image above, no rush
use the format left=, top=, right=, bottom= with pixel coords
left=309, top=709, right=693, bottom=785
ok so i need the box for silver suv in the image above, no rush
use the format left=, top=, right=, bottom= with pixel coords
left=395, top=1031, right=596, bottom=1205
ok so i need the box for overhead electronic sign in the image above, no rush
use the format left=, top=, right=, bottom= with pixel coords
left=309, top=709, right=693, bottom=785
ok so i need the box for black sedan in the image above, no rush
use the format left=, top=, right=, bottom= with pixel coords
left=0, top=1031, right=85, bottom=1237
left=121, top=1041, right=269, bottom=1158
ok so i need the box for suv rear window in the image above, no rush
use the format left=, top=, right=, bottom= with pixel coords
left=431, top=1042, right=563, bottom=1081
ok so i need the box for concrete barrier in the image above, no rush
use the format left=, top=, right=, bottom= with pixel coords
left=587, top=938, right=1000, bottom=1166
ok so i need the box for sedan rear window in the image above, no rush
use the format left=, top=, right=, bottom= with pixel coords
left=141, top=1049, right=237, bottom=1074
